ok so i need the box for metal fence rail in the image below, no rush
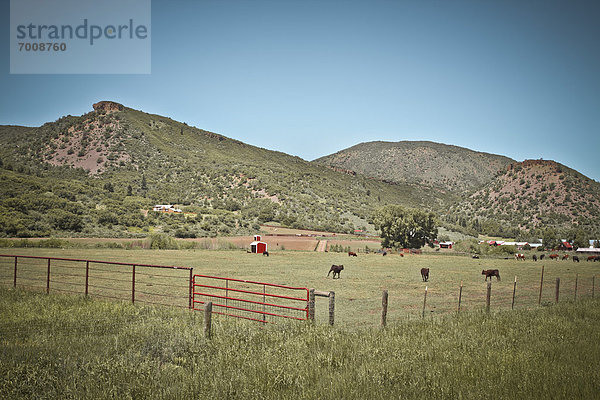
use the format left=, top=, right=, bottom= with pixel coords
left=192, top=274, right=309, bottom=323
left=0, top=255, right=193, bottom=309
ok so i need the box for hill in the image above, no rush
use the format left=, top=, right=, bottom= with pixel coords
left=445, top=159, right=600, bottom=237
left=313, top=141, right=514, bottom=193
left=0, top=102, right=452, bottom=238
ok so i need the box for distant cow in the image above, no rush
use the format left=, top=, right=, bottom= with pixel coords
left=587, top=256, right=596, bottom=262
left=540, top=254, right=545, bottom=260
left=399, top=253, right=404, bottom=257
left=348, top=251, right=358, bottom=257
left=515, top=253, right=525, bottom=261
left=327, top=264, right=344, bottom=279
left=482, top=269, right=501, bottom=281
left=382, top=251, right=387, bottom=256
left=421, top=268, right=429, bottom=282
left=532, top=254, right=538, bottom=262
left=263, top=251, right=269, bottom=257
left=549, top=254, right=560, bottom=260
left=472, top=254, right=480, bottom=259
left=562, top=254, right=569, bottom=261
left=572, top=255, right=579, bottom=262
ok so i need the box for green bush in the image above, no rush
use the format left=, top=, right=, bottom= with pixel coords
left=146, top=233, right=179, bottom=250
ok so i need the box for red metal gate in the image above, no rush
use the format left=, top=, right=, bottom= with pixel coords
left=192, top=274, right=309, bottom=323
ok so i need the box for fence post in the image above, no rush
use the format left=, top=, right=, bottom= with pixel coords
left=188, top=268, right=193, bottom=309
left=422, top=286, right=428, bottom=318
left=308, top=288, right=315, bottom=322
left=593, top=276, right=596, bottom=299
left=458, top=281, right=463, bottom=312
left=328, top=291, right=335, bottom=326
left=85, top=261, right=90, bottom=296
left=263, top=285, right=267, bottom=323
left=381, top=290, right=388, bottom=327
left=574, top=274, right=578, bottom=301
left=511, top=276, right=517, bottom=310
left=131, top=264, right=136, bottom=304
left=538, top=265, right=544, bottom=305
left=13, top=256, right=17, bottom=288
left=46, top=258, right=51, bottom=294
left=555, top=277, right=560, bottom=304
left=486, top=282, right=491, bottom=312
left=204, top=302, right=213, bottom=339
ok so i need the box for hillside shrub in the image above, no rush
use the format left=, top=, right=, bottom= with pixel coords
left=146, top=233, right=179, bottom=250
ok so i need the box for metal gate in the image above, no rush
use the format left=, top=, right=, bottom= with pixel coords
left=192, top=274, right=309, bottom=323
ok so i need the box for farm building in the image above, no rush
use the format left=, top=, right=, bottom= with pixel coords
left=250, top=235, right=268, bottom=254
left=558, top=240, right=573, bottom=251
left=152, top=205, right=182, bottom=213
left=439, top=241, right=453, bottom=249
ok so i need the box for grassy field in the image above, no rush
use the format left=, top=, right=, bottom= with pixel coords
left=1, top=248, right=598, bottom=328
left=1, top=286, right=600, bottom=399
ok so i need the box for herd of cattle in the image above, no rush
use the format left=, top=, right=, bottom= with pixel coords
left=325, top=251, right=600, bottom=281
left=514, top=253, right=600, bottom=262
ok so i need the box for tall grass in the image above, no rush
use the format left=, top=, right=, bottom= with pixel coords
left=1, top=287, right=599, bottom=399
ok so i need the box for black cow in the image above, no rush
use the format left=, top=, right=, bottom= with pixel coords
left=263, top=251, right=269, bottom=257
left=420, top=268, right=429, bottom=282
left=573, top=255, right=579, bottom=262
left=533, top=254, right=538, bottom=262
left=327, top=264, right=344, bottom=279
left=540, top=254, right=545, bottom=260
left=482, top=269, right=501, bottom=281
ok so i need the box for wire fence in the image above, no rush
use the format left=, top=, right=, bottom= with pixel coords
left=0, top=254, right=193, bottom=309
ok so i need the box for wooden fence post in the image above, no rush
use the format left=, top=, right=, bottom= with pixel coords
left=511, top=276, right=517, bottom=310
left=458, top=281, right=463, bottom=312
left=328, top=291, right=335, bottom=326
left=538, top=265, right=545, bottom=305
left=422, top=286, right=428, bottom=318
left=204, top=302, right=213, bottom=338
left=574, top=274, right=578, bottom=301
left=555, top=278, right=560, bottom=304
left=381, top=290, right=388, bottom=327
left=486, top=282, right=492, bottom=313
left=308, top=288, right=315, bottom=322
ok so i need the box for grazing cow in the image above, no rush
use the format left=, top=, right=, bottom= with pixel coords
left=595, top=256, right=600, bottom=262
left=399, top=253, right=404, bottom=257
left=549, top=254, right=559, bottom=260
left=532, top=254, right=537, bottom=262
left=382, top=251, right=387, bottom=256
left=540, top=254, right=545, bottom=260
left=587, top=256, right=596, bottom=262
left=420, top=268, right=430, bottom=282
left=472, top=254, right=480, bottom=259
left=482, top=269, right=501, bottom=281
left=348, top=251, right=358, bottom=257
left=514, top=253, right=525, bottom=261
left=327, top=264, right=344, bottom=279
left=562, top=254, right=569, bottom=261
left=572, top=255, right=579, bottom=263
left=263, top=251, right=269, bottom=257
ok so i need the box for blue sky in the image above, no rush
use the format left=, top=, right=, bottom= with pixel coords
left=1, top=0, right=599, bottom=181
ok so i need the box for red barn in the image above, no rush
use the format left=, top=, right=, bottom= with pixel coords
left=250, top=235, right=268, bottom=254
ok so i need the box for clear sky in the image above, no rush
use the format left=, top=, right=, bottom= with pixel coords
left=1, top=0, right=599, bottom=181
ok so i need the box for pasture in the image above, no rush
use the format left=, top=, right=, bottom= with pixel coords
left=1, top=287, right=600, bottom=399
left=1, top=247, right=597, bottom=328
